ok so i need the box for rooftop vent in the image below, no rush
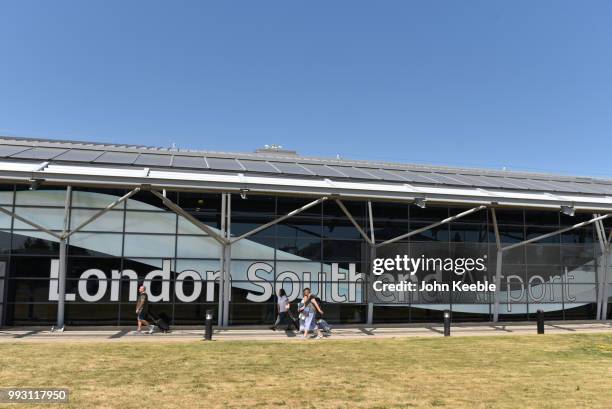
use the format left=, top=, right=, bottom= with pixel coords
left=255, top=144, right=298, bottom=156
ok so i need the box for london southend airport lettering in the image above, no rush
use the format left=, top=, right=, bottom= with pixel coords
left=46, top=259, right=365, bottom=303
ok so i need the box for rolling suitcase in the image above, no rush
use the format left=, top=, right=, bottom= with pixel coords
left=148, top=311, right=171, bottom=333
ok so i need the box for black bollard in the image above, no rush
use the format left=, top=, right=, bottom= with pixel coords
left=204, top=310, right=213, bottom=340
left=536, top=309, right=544, bottom=334
left=443, top=310, right=451, bottom=337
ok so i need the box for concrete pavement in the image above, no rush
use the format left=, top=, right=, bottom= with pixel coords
left=1, top=321, right=611, bottom=342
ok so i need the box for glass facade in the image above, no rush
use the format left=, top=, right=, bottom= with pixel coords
left=0, top=184, right=610, bottom=326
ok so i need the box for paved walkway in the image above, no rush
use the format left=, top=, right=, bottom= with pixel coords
left=1, top=321, right=611, bottom=342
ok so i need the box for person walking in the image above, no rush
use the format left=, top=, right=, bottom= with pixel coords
left=271, top=288, right=294, bottom=331
left=299, top=288, right=324, bottom=339
left=136, top=285, right=155, bottom=334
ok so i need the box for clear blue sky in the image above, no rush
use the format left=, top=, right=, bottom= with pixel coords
left=1, top=1, right=610, bottom=176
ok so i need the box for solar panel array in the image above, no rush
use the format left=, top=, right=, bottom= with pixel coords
left=1, top=137, right=612, bottom=196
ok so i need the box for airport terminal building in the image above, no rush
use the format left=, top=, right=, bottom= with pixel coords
left=0, top=136, right=610, bottom=327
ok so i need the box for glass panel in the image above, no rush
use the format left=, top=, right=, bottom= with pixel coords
left=15, top=190, right=69, bottom=207
left=0, top=211, right=11, bottom=229
left=322, top=219, right=367, bottom=240
left=178, top=192, right=221, bottom=213
left=231, top=194, right=275, bottom=216
left=124, top=234, right=176, bottom=258
left=70, top=209, right=124, bottom=232
left=277, top=219, right=321, bottom=238
left=125, top=211, right=176, bottom=233
left=525, top=226, right=561, bottom=244
left=449, top=223, right=488, bottom=243
left=410, top=205, right=448, bottom=222
left=9, top=256, right=58, bottom=278
left=0, top=187, right=13, bottom=205
left=175, top=236, right=222, bottom=258
left=525, top=210, right=559, bottom=226
left=71, top=188, right=128, bottom=208
left=69, top=232, right=123, bottom=257
left=322, top=240, right=363, bottom=262
left=13, top=207, right=66, bottom=230
left=177, top=214, right=220, bottom=234
left=126, top=190, right=177, bottom=211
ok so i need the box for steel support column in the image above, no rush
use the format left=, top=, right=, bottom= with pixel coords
left=594, top=215, right=606, bottom=320
left=222, top=194, right=231, bottom=327
left=491, top=208, right=502, bottom=322
left=493, top=250, right=503, bottom=322
left=218, top=194, right=227, bottom=327
left=602, top=248, right=610, bottom=320
left=366, top=201, right=375, bottom=325
left=216, top=193, right=232, bottom=327
left=55, top=186, right=72, bottom=331
left=594, top=216, right=611, bottom=320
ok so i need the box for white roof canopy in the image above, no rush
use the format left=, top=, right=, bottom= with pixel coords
left=1, top=160, right=612, bottom=212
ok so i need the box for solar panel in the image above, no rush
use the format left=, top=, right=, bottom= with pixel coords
left=11, top=147, right=67, bottom=159
left=4, top=137, right=612, bottom=200
left=589, top=183, right=612, bottom=195
left=94, top=151, right=139, bottom=164
left=0, top=145, right=30, bottom=157
left=238, top=160, right=279, bottom=173
left=299, top=164, right=347, bottom=177
left=378, top=170, right=414, bottom=182
left=134, top=154, right=172, bottom=167
left=401, top=170, right=445, bottom=184
left=556, top=181, right=607, bottom=195
left=327, top=166, right=380, bottom=179
left=478, top=175, right=528, bottom=190
left=172, top=155, right=207, bottom=169
left=360, top=168, right=406, bottom=182
left=505, top=178, right=562, bottom=192
left=535, top=179, right=582, bottom=193
left=428, top=172, right=472, bottom=186
left=449, top=174, right=501, bottom=188
left=269, top=161, right=313, bottom=175
left=206, top=157, right=244, bottom=171
left=54, top=149, right=103, bottom=162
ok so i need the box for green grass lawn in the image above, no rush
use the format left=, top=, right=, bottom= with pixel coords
left=1, top=334, right=611, bottom=408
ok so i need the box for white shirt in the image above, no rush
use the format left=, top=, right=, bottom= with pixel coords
left=277, top=295, right=288, bottom=312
